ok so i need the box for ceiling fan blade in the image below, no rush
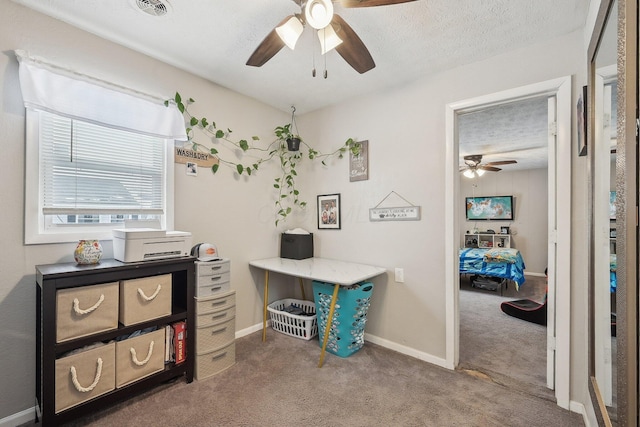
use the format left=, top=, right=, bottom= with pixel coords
left=330, top=14, right=375, bottom=74
left=339, top=0, right=417, bottom=7
left=485, top=160, right=517, bottom=166
left=246, top=17, right=290, bottom=67
left=479, top=165, right=502, bottom=172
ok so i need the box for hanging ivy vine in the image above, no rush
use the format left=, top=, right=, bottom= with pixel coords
left=166, top=92, right=360, bottom=225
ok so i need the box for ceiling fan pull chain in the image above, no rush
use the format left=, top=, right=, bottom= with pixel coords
left=323, top=40, right=328, bottom=78
left=322, top=28, right=328, bottom=79
left=312, top=27, right=317, bottom=77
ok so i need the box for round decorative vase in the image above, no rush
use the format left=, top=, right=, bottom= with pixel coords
left=74, top=240, right=103, bottom=265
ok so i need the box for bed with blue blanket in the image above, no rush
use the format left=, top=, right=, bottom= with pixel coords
left=459, top=247, right=526, bottom=289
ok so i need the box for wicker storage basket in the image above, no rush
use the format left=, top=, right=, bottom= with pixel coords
left=267, top=299, right=318, bottom=340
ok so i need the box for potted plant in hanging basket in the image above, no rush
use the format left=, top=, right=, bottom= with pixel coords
left=275, top=123, right=301, bottom=152
left=166, top=93, right=360, bottom=225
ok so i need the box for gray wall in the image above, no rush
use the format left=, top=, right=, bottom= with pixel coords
left=460, top=168, right=549, bottom=274
left=0, top=0, right=590, bottom=422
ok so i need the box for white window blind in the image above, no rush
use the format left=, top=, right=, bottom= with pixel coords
left=40, top=111, right=166, bottom=215
left=18, top=51, right=181, bottom=244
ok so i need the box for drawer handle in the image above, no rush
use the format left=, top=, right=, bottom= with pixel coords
left=211, top=351, right=227, bottom=361
left=137, top=285, right=162, bottom=301
left=210, top=276, right=222, bottom=281
left=211, top=326, right=227, bottom=335
left=210, top=286, right=222, bottom=292
left=70, top=357, right=103, bottom=393
left=72, top=294, right=105, bottom=316
left=211, top=300, right=227, bottom=306
left=210, top=266, right=222, bottom=271
left=130, top=341, right=154, bottom=366
left=211, top=313, right=227, bottom=320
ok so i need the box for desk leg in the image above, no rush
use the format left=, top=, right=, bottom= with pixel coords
left=318, top=283, right=340, bottom=368
left=262, top=270, right=269, bottom=342
left=298, top=277, right=306, bottom=300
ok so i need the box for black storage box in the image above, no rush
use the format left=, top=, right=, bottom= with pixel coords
left=280, top=233, right=314, bottom=260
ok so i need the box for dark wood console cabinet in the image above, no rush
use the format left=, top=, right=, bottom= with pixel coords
left=36, top=257, right=195, bottom=426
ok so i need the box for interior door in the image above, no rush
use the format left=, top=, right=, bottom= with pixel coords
left=546, top=95, right=557, bottom=389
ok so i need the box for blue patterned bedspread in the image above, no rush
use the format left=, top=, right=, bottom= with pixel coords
left=459, top=247, right=526, bottom=288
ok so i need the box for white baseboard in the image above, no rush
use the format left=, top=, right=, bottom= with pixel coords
left=364, top=333, right=450, bottom=369
left=570, top=400, right=593, bottom=427
left=236, top=321, right=268, bottom=339
left=0, top=406, right=35, bottom=427
left=239, top=321, right=455, bottom=370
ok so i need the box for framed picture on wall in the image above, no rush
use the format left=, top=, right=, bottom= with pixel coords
left=577, top=85, right=587, bottom=156
left=317, top=193, right=341, bottom=230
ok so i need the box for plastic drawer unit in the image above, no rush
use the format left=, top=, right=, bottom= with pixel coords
left=195, top=260, right=236, bottom=380
left=195, top=259, right=231, bottom=297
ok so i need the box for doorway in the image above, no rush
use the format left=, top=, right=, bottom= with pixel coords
left=444, top=77, right=572, bottom=409
left=456, top=95, right=551, bottom=396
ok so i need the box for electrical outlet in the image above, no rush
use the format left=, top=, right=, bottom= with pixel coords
left=395, top=268, right=404, bottom=283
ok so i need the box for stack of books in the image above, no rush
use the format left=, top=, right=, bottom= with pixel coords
left=165, top=321, right=186, bottom=364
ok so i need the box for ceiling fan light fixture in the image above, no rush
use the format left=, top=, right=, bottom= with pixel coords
left=463, top=169, right=475, bottom=179
left=305, top=0, right=334, bottom=30
left=318, top=25, right=343, bottom=54
left=276, top=16, right=304, bottom=50
left=476, top=169, right=486, bottom=177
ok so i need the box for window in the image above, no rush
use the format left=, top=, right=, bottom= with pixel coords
left=25, top=109, right=175, bottom=244
left=17, top=51, right=185, bottom=244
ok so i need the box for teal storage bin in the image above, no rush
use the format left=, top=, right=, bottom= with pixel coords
left=312, top=280, right=374, bottom=357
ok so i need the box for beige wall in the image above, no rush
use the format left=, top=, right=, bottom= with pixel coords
left=0, top=0, right=290, bottom=419
left=0, top=0, right=590, bottom=422
left=460, top=168, right=549, bottom=274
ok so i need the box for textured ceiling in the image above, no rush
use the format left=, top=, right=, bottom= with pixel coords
left=458, top=96, right=550, bottom=171
left=12, top=0, right=588, bottom=116
left=11, top=0, right=589, bottom=171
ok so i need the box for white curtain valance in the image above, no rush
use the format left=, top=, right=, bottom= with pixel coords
left=16, top=50, right=187, bottom=140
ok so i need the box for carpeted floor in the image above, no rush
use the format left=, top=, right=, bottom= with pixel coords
left=38, top=296, right=583, bottom=427
left=458, top=274, right=551, bottom=400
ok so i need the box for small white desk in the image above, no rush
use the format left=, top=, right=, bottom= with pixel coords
left=249, top=257, right=386, bottom=367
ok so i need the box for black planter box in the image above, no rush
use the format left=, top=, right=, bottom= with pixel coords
left=280, top=233, right=314, bottom=260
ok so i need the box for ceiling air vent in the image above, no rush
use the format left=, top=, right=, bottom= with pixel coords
left=135, top=0, right=170, bottom=17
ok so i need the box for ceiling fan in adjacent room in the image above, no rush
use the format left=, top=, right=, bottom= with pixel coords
left=246, top=0, right=416, bottom=75
left=459, top=154, right=517, bottom=178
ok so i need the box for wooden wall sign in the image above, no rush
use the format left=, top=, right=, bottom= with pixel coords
left=369, top=191, right=422, bottom=222
left=369, top=206, right=421, bottom=221
left=174, top=146, right=218, bottom=168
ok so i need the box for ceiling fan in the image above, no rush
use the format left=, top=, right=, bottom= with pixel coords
left=246, top=0, right=417, bottom=75
left=460, top=154, right=517, bottom=178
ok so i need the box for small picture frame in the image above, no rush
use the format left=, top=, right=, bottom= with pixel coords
left=186, top=162, right=198, bottom=176
left=317, top=193, right=341, bottom=230
left=500, top=226, right=510, bottom=234
left=610, top=228, right=616, bottom=238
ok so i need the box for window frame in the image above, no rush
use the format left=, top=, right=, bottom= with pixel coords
left=24, top=108, right=175, bottom=245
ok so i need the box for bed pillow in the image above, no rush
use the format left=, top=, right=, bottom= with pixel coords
left=484, top=248, right=519, bottom=264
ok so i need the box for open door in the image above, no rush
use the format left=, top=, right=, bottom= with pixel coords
left=446, top=76, right=572, bottom=409
left=546, top=95, right=557, bottom=389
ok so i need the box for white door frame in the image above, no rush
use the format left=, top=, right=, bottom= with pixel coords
left=444, top=76, right=572, bottom=409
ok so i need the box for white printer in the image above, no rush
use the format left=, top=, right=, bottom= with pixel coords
left=113, top=228, right=193, bottom=263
